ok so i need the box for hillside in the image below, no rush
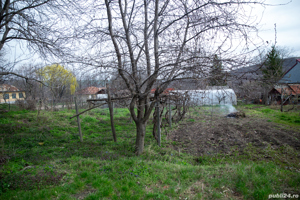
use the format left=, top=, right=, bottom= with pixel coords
left=229, top=57, right=300, bottom=81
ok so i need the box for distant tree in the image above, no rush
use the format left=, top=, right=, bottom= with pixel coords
left=0, top=0, right=80, bottom=83
left=262, top=45, right=284, bottom=84
left=260, top=45, right=284, bottom=105
left=12, top=65, right=42, bottom=100
left=208, top=54, right=226, bottom=86
left=38, top=64, right=77, bottom=99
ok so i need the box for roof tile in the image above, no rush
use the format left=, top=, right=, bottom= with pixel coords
left=76, top=86, right=104, bottom=95
left=0, top=84, right=20, bottom=92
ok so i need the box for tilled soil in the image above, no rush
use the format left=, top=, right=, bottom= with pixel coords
left=168, top=115, right=300, bottom=156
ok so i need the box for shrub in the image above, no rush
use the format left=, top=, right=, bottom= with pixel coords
left=16, top=100, right=36, bottom=111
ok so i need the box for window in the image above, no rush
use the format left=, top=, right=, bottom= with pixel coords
left=12, top=93, right=16, bottom=99
left=4, top=94, right=9, bottom=99
left=19, top=93, right=24, bottom=98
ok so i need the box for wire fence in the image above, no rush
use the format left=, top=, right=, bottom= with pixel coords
left=0, top=97, right=93, bottom=112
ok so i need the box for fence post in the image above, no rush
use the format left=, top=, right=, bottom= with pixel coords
left=169, top=96, right=172, bottom=128
left=74, top=97, right=83, bottom=142
left=157, top=100, right=161, bottom=147
left=281, top=86, right=283, bottom=112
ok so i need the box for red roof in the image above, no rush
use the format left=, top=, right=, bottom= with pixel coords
left=274, top=85, right=300, bottom=95
left=0, top=84, right=20, bottom=92
left=151, top=88, right=174, bottom=94
left=290, top=85, right=300, bottom=95
left=76, top=86, right=105, bottom=95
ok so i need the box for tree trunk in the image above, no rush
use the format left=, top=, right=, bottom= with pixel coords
left=135, top=120, right=146, bottom=155
left=152, top=106, right=159, bottom=141
left=107, top=84, right=117, bottom=142
left=152, top=103, right=163, bottom=143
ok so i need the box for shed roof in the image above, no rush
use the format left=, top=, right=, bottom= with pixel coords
left=76, top=86, right=105, bottom=95
left=273, top=85, right=300, bottom=95
left=278, top=59, right=300, bottom=84
left=150, top=88, right=174, bottom=94
left=0, top=84, right=20, bottom=92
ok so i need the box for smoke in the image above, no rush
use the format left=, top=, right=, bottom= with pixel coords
left=225, top=104, right=237, bottom=113
left=220, top=104, right=237, bottom=115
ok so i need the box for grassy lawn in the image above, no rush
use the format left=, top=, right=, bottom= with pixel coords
left=0, top=104, right=299, bottom=199
left=239, top=104, right=300, bottom=126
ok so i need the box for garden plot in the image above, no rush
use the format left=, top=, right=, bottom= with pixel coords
left=169, top=106, right=300, bottom=166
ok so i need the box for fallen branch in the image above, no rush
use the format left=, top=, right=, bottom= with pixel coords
left=284, top=104, right=295, bottom=112
left=69, top=103, right=106, bottom=119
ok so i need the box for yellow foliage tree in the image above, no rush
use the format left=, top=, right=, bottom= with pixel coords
left=38, top=64, right=77, bottom=99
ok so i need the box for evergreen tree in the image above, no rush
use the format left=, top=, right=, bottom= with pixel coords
left=209, top=54, right=226, bottom=86
left=262, top=45, right=283, bottom=84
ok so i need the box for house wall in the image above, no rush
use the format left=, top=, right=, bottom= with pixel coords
left=77, top=95, right=89, bottom=102
left=0, top=92, right=26, bottom=104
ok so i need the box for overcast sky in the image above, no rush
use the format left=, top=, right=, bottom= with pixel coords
left=6, top=0, right=300, bottom=67
left=255, top=0, right=300, bottom=56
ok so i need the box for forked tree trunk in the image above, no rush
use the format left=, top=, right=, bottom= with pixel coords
left=131, top=96, right=155, bottom=156
left=135, top=121, right=146, bottom=155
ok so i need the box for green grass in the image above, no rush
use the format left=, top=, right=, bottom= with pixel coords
left=240, top=104, right=300, bottom=127
left=0, top=105, right=299, bottom=199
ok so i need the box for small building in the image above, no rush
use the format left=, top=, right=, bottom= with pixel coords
left=269, top=85, right=300, bottom=104
left=269, top=59, right=300, bottom=104
left=0, top=84, right=26, bottom=104
left=75, top=86, right=107, bottom=101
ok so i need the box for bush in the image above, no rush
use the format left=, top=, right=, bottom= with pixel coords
left=16, top=100, right=36, bottom=111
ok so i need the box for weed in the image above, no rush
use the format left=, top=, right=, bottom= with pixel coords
left=0, top=106, right=299, bottom=200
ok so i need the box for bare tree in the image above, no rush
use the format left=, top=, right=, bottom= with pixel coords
left=70, top=0, right=266, bottom=155
left=0, top=0, right=83, bottom=83
left=0, top=0, right=78, bottom=54
left=11, top=64, right=41, bottom=99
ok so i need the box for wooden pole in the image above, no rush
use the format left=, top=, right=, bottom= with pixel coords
left=74, top=97, right=83, bottom=142
left=69, top=102, right=106, bottom=119
left=107, top=84, right=117, bottom=142
left=169, top=96, right=172, bottom=128
left=157, top=101, right=161, bottom=147
left=281, top=86, right=283, bottom=112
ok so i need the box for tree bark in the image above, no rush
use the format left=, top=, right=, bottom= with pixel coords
left=152, top=102, right=163, bottom=143
left=135, top=120, right=146, bottom=155
left=107, top=83, right=117, bottom=142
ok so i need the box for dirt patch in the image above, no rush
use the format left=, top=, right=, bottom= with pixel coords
left=168, top=114, right=300, bottom=156
left=71, top=187, right=97, bottom=200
